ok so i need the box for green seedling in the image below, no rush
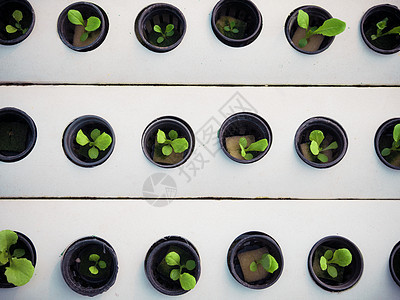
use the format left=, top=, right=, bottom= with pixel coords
left=88, top=254, right=107, bottom=275
left=249, top=253, right=279, bottom=274
left=153, top=24, right=174, bottom=44
left=239, top=137, right=268, bottom=160
left=319, top=248, right=352, bottom=278
left=76, top=129, right=112, bottom=160
left=165, top=251, right=196, bottom=291
left=296, top=9, right=346, bottom=48
left=157, top=129, right=188, bottom=156
left=309, top=130, right=338, bottom=163
left=381, top=124, right=400, bottom=157
left=371, top=18, right=400, bottom=41
left=0, top=230, right=34, bottom=286
left=223, top=21, right=239, bottom=34
left=6, top=10, right=28, bottom=35
left=68, top=9, right=101, bottom=42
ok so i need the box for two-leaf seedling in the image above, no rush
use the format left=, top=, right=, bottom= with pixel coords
left=68, top=9, right=101, bottom=42
left=381, top=123, right=400, bottom=157
left=319, top=248, right=352, bottom=278
left=6, top=10, right=28, bottom=35
left=153, top=24, right=174, bottom=44
left=224, top=21, right=239, bottom=34
left=76, top=129, right=112, bottom=160
left=296, top=9, right=346, bottom=48
left=165, top=251, right=196, bottom=291
left=371, top=18, right=400, bottom=41
left=309, top=130, right=338, bottom=163
left=239, top=137, right=268, bottom=160
left=157, top=129, right=188, bottom=156
left=0, top=230, right=34, bottom=286
left=88, top=254, right=106, bottom=275
left=249, top=253, right=279, bottom=274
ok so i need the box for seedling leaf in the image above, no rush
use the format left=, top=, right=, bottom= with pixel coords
left=166, top=24, right=174, bottom=32
left=89, top=266, right=99, bottom=275
left=94, top=132, right=112, bottom=151
left=244, top=153, right=253, bottom=160
left=89, top=254, right=100, bottom=262
left=85, top=16, right=101, bottom=32
left=98, top=260, right=106, bottom=269
left=157, top=36, right=164, bottom=43
left=6, top=25, right=18, bottom=33
left=239, top=137, right=248, bottom=148
left=232, top=28, right=239, bottom=33
left=297, top=10, right=309, bottom=30
left=259, top=253, right=270, bottom=271
left=170, top=268, right=180, bottom=281
left=171, top=138, right=189, bottom=153
left=0, top=230, right=18, bottom=253
left=249, top=261, right=258, bottom=272
left=76, top=130, right=90, bottom=146
left=80, top=31, right=89, bottom=42
left=13, top=10, right=23, bottom=23
left=154, top=25, right=162, bottom=33
left=386, top=26, right=400, bottom=35
left=309, top=130, right=324, bottom=146
left=12, top=249, right=25, bottom=258
left=169, top=130, right=178, bottom=140
left=317, top=153, right=328, bottom=163
left=323, top=141, right=338, bottom=151
left=266, top=254, right=279, bottom=273
left=324, top=250, right=333, bottom=260
left=246, top=139, right=268, bottom=152
left=299, top=38, right=308, bottom=48
left=393, top=124, right=400, bottom=142
left=180, top=273, right=196, bottom=291
left=90, top=129, right=100, bottom=141
left=320, top=256, right=327, bottom=271
left=5, top=257, right=34, bottom=286
left=166, top=30, right=174, bottom=37
left=162, top=145, right=172, bottom=156
left=312, top=18, right=346, bottom=36
left=224, top=26, right=230, bottom=32
left=165, top=252, right=180, bottom=266
left=157, top=129, right=167, bottom=144
left=310, top=140, right=319, bottom=155
left=186, top=260, right=196, bottom=271
left=239, top=143, right=247, bottom=158
left=88, top=146, right=99, bottom=159
left=327, top=265, right=337, bottom=278
left=330, top=248, right=352, bottom=267
left=381, top=148, right=391, bottom=156
left=68, top=10, right=85, bottom=26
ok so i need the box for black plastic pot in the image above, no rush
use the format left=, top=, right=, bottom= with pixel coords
left=61, top=236, right=118, bottom=297
left=389, top=241, right=400, bottom=287
left=0, top=0, right=35, bottom=45
left=219, top=112, right=272, bottom=164
left=135, top=3, right=186, bottom=53
left=0, top=231, right=37, bottom=288
left=62, top=115, right=115, bottom=168
left=285, top=5, right=335, bottom=54
left=360, top=4, right=400, bottom=55
left=144, top=236, right=201, bottom=296
left=308, top=236, right=363, bottom=292
left=375, top=118, right=400, bottom=170
left=211, top=0, right=262, bottom=47
left=141, top=116, right=195, bottom=168
left=227, top=231, right=283, bottom=289
left=0, top=107, right=37, bottom=163
left=57, top=2, right=109, bottom=52
left=294, top=117, right=348, bottom=168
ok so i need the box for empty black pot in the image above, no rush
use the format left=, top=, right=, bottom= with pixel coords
left=374, top=118, right=400, bottom=170
left=389, top=241, right=400, bottom=288
left=294, top=116, right=348, bottom=168
left=285, top=5, right=335, bottom=54
left=62, top=115, right=115, bottom=168
left=308, top=236, right=363, bottom=292
left=135, top=3, right=186, bottom=53
left=211, top=0, right=262, bottom=47
left=57, top=2, right=109, bottom=52
left=0, top=107, right=37, bottom=163
left=61, top=236, right=118, bottom=297
left=227, top=231, right=283, bottom=289
left=360, top=4, right=400, bottom=55
left=144, top=236, right=201, bottom=296
left=219, top=112, right=272, bottom=164
left=0, top=0, right=35, bottom=45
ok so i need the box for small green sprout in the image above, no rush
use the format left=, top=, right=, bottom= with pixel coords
left=157, top=129, right=188, bottom=156
left=249, top=253, right=279, bottom=274
left=239, top=137, right=268, bottom=160
left=0, top=230, right=34, bottom=286
left=309, top=130, right=338, bottom=163
left=165, top=251, right=196, bottom=291
left=319, top=248, right=352, bottom=278
left=371, top=18, right=400, bottom=41
left=223, top=21, right=239, bottom=34
left=88, top=254, right=107, bottom=275
left=297, top=9, right=346, bottom=48
left=381, top=124, right=400, bottom=157
left=153, top=24, right=174, bottom=44
left=68, top=9, right=101, bottom=42
left=6, top=10, right=28, bottom=35
left=76, top=129, right=112, bottom=160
